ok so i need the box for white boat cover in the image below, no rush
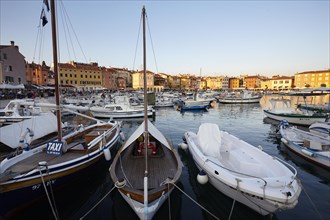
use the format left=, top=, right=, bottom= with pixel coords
left=197, top=123, right=221, bottom=157
left=121, top=120, right=171, bottom=151
left=0, top=112, right=59, bottom=149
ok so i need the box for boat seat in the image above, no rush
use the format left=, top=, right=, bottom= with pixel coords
left=229, top=150, right=263, bottom=177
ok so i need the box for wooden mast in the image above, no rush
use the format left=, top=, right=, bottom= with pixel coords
left=50, top=0, right=62, bottom=141
left=142, top=5, right=149, bottom=216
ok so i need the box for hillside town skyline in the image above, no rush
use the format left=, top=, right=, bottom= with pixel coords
left=1, top=41, right=329, bottom=92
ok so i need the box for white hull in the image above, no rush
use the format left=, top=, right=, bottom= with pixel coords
left=184, top=123, right=301, bottom=215
left=279, top=123, right=330, bottom=170
left=263, top=110, right=326, bottom=126
left=218, top=97, right=261, bottom=104
left=90, top=109, right=154, bottom=118
left=119, top=189, right=172, bottom=220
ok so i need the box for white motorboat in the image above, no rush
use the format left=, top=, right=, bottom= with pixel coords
left=263, top=97, right=328, bottom=126
left=278, top=120, right=330, bottom=171
left=183, top=123, right=301, bottom=215
left=89, top=95, right=155, bottom=119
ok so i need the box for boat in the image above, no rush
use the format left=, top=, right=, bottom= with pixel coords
left=263, top=97, right=328, bottom=126
left=278, top=120, right=330, bottom=171
left=0, top=99, right=45, bottom=126
left=176, top=99, right=209, bottom=111
left=0, top=1, right=123, bottom=218
left=182, top=122, right=301, bottom=216
left=109, top=7, right=182, bottom=220
left=89, top=95, right=155, bottom=119
left=218, top=90, right=262, bottom=104
left=308, top=121, right=330, bottom=138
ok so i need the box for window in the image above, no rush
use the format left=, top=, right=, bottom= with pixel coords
left=3, top=53, right=7, bottom=59
left=9, top=65, right=13, bottom=71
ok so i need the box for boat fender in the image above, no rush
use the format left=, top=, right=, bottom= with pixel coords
left=301, top=149, right=314, bottom=157
left=23, top=143, right=30, bottom=151
left=179, top=143, right=188, bottom=150
left=197, top=170, right=208, bottom=184
left=120, top=132, right=125, bottom=143
left=281, top=138, right=288, bottom=144
left=115, top=179, right=126, bottom=188
left=182, top=136, right=187, bottom=143
left=103, top=148, right=111, bottom=161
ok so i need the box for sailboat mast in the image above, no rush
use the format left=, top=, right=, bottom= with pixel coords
left=50, top=0, right=62, bottom=141
left=142, top=6, right=149, bottom=215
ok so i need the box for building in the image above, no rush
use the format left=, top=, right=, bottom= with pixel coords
left=0, top=41, right=26, bottom=85
left=272, top=76, right=294, bottom=90
left=294, top=70, right=330, bottom=89
left=132, top=70, right=154, bottom=90
left=244, top=75, right=261, bottom=89
left=229, top=77, right=240, bottom=89
left=26, top=61, right=51, bottom=86
left=58, top=61, right=102, bottom=91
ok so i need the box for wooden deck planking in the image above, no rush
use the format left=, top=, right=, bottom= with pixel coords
left=116, top=143, right=178, bottom=190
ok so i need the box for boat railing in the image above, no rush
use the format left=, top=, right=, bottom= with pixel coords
left=206, top=157, right=268, bottom=187
left=273, top=156, right=298, bottom=185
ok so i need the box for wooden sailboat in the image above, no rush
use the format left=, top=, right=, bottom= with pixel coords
left=0, top=0, right=122, bottom=218
left=109, top=6, right=182, bottom=220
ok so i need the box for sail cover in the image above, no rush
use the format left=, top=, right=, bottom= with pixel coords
left=0, top=112, right=59, bottom=149
left=121, top=120, right=171, bottom=151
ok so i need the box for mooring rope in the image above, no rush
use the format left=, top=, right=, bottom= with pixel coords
left=167, top=183, right=172, bottom=220
left=170, top=182, right=220, bottom=220
left=38, top=165, right=59, bottom=220
left=79, top=185, right=117, bottom=220
left=302, top=185, right=324, bottom=220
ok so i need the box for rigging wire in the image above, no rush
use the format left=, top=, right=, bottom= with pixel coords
left=59, top=1, right=72, bottom=62
left=146, top=13, right=159, bottom=74
left=132, top=13, right=142, bottom=71
left=59, top=0, right=88, bottom=63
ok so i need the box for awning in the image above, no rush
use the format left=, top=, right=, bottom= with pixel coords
left=0, top=83, right=25, bottom=89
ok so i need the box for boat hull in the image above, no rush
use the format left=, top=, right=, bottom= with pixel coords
left=90, top=109, right=155, bottom=119
left=184, top=126, right=301, bottom=216
left=218, top=97, right=261, bottom=104
left=263, top=110, right=327, bottom=126
left=118, top=187, right=173, bottom=220
left=281, top=138, right=330, bottom=171
left=0, top=123, right=121, bottom=218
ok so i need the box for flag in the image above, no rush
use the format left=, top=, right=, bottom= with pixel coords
left=40, top=8, right=48, bottom=27
left=43, top=0, right=50, bottom=12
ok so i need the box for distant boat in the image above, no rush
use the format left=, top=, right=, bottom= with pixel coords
left=176, top=99, right=209, bottom=111
left=308, top=121, right=330, bottom=138
left=263, top=97, right=328, bottom=126
left=218, top=90, right=262, bottom=104
left=183, top=123, right=302, bottom=215
left=89, top=95, right=155, bottom=119
left=0, top=99, right=44, bottom=126
left=278, top=120, right=330, bottom=171
left=109, top=7, right=182, bottom=220
left=0, top=1, right=122, bottom=218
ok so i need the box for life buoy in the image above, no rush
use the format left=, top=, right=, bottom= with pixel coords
left=138, top=142, right=156, bottom=155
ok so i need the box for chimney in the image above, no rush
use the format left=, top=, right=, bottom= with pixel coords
left=10, top=41, right=15, bottom=46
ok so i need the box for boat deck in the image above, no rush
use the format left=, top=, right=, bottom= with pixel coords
left=114, top=141, right=178, bottom=190
left=0, top=125, right=117, bottom=182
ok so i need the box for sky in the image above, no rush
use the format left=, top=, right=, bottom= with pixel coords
left=0, top=0, right=329, bottom=77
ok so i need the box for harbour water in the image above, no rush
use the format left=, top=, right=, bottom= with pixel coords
left=0, top=95, right=329, bottom=220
